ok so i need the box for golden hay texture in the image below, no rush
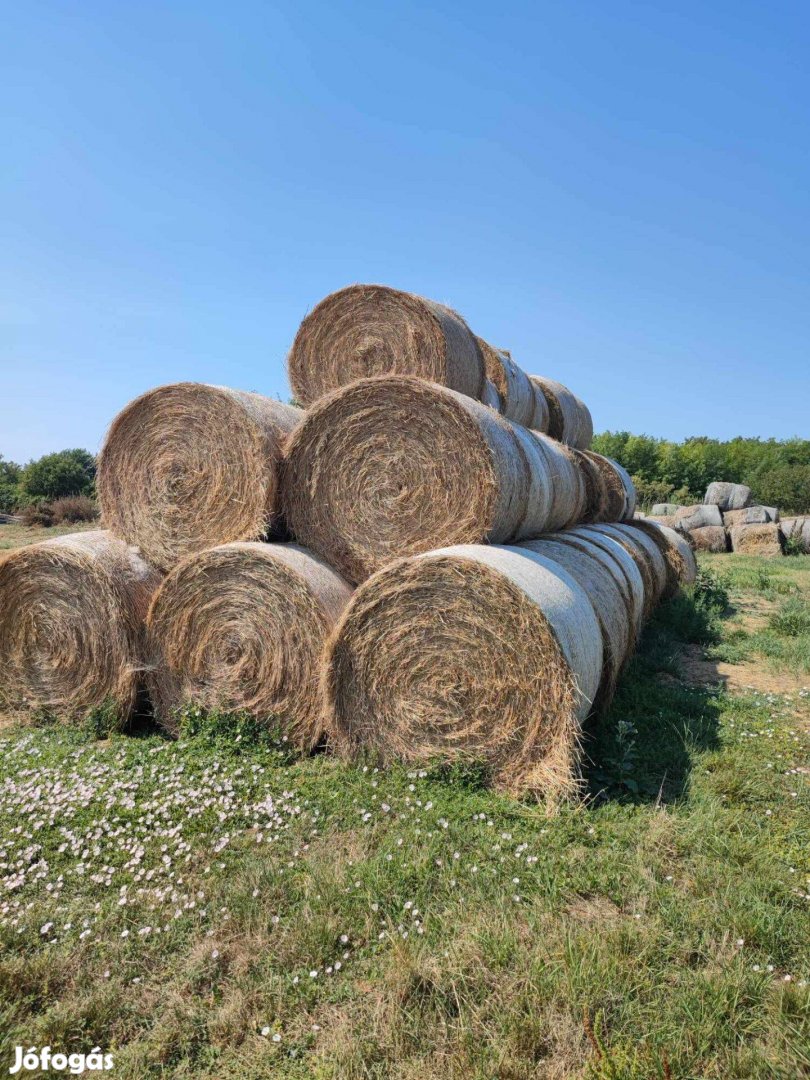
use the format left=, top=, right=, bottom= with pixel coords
left=581, top=452, right=636, bottom=522
left=690, top=525, right=729, bottom=553
left=570, top=450, right=609, bottom=523
left=287, top=284, right=486, bottom=405
left=282, top=376, right=588, bottom=583
left=324, top=544, right=603, bottom=799
left=518, top=537, right=634, bottom=711
left=0, top=531, right=160, bottom=720
left=729, top=523, right=783, bottom=557
left=98, top=383, right=302, bottom=571
left=629, top=520, right=698, bottom=596
left=477, top=338, right=550, bottom=431
left=527, top=376, right=593, bottom=449
left=147, top=542, right=352, bottom=747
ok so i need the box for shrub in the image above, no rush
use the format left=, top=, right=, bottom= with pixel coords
left=20, top=501, right=55, bottom=527
left=21, top=449, right=96, bottom=502
left=49, top=495, right=99, bottom=524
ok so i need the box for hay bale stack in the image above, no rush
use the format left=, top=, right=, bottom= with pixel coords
left=288, top=284, right=486, bottom=405
left=781, top=518, right=810, bottom=552
left=725, top=505, right=777, bottom=526
left=674, top=504, right=723, bottom=532
left=704, top=482, right=753, bottom=511
left=147, top=543, right=351, bottom=747
left=477, top=339, right=550, bottom=432
left=0, top=531, right=160, bottom=720
left=324, top=544, right=602, bottom=798
left=580, top=522, right=667, bottom=619
left=282, top=375, right=590, bottom=583
left=651, top=502, right=680, bottom=516
left=630, top=520, right=698, bottom=594
left=528, top=376, right=593, bottom=449
left=690, top=525, right=729, bottom=553
left=553, top=528, right=646, bottom=636
left=645, top=514, right=676, bottom=528
left=730, top=523, right=783, bottom=557
left=518, top=536, right=635, bottom=709
left=98, top=383, right=301, bottom=571
left=580, top=452, right=636, bottom=522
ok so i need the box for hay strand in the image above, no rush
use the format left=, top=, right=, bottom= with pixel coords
left=0, top=531, right=160, bottom=720
left=98, top=382, right=302, bottom=570
left=147, top=542, right=352, bottom=746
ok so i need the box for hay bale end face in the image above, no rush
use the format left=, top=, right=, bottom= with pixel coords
left=282, top=376, right=589, bottom=583
left=674, top=504, right=723, bottom=531
left=287, top=284, right=486, bottom=406
left=0, top=531, right=161, bottom=720
left=98, top=383, right=302, bottom=571
left=324, top=544, right=602, bottom=799
left=730, top=523, right=784, bottom=557
left=704, top=482, right=753, bottom=511
left=690, top=525, right=729, bottom=553
left=147, top=542, right=352, bottom=747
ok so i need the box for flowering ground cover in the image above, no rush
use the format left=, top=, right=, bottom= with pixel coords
left=0, top=554, right=808, bottom=1078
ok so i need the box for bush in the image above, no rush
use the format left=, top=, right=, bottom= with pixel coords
left=20, top=501, right=55, bottom=527
left=20, top=449, right=96, bottom=502
left=49, top=495, right=99, bottom=524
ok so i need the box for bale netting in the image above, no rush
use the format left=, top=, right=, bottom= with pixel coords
left=599, top=522, right=669, bottom=610
left=730, top=523, right=783, bottom=557
left=580, top=452, right=633, bottom=522
left=570, top=450, right=608, bottom=523
left=548, top=528, right=646, bottom=637
left=477, top=338, right=550, bottom=431
left=674, top=504, right=723, bottom=532
left=518, top=536, right=634, bottom=710
left=324, top=544, right=602, bottom=799
left=287, top=284, right=486, bottom=406
left=690, top=525, right=728, bottom=553
left=527, top=376, right=593, bottom=449
left=0, top=531, right=160, bottom=721
left=146, top=543, right=352, bottom=748
left=704, top=482, right=753, bottom=511
left=578, top=523, right=659, bottom=621
left=282, top=376, right=588, bottom=583
left=629, top=520, right=698, bottom=596
left=98, top=383, right=302, bottom=571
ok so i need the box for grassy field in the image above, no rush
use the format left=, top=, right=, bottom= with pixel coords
left=0, top=538, right=808, bottom=1078
left=0, top=521, right=97, bottom=553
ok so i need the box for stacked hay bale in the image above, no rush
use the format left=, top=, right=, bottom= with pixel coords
left=2, top=282, right=702, bottom=800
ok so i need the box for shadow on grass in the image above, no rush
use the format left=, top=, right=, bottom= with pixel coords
left=583, top=584, right=726, bottom=805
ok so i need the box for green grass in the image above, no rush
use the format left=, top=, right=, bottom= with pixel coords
left=0, top=520, right=97, bottom=552
left=0, top=557, right=808, bottom=1078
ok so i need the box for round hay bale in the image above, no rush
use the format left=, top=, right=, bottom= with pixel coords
left=730, top=523, right=783, bottom=557
left=481, top=378, right=503, bottom=412
left=287, top=284, right=485, bottom=405
left=689, top=525, right=729, bottom=553
left=527, top=376, right=593, bottom=449
left=147, top=542, right=352, bottom=747
left=478, top=339, right=550, bottom=431
left=570, top=450, right=609, bottom=524
left=704, top=482, right=753, bottom=511
left=282, top=376, right=586, bottom=583
left=674, top=504, right=723, bottom=532
left=566, top=526, right=646, bottom=631
left=518, top=537, right=634, bottom=709
left=324, top=544, right=602, bottom=798
left=780, top=518, right=810, bottom=552
left=630, top=520, right=698, bottom=594
left=599, top=522, right=669, bottom=609
left=579, top=523, right=660, bottom=621
left=98, top=383, right=302, bottom=571
left=651, top=502, right=680, bottom=516
left=0, top=531, right=160, bottom=720
left=580, top=452, right=631, bottom=521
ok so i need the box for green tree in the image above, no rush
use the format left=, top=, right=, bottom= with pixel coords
left=0, top=455, right=22, bottom=512
left=20, top=449, right=96, bottom=502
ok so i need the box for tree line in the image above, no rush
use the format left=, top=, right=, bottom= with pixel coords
left=0, top=449, right=96, bottom=514
left=591, top=432, right=810, bottom=514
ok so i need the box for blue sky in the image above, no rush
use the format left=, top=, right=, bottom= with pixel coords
left=2, top=1, right=808, bottom=462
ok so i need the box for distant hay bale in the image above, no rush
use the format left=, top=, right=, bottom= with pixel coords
left=477, top=339, right=550, bottom=431
left=519, top=536, right=634, bottom=709
left=781, top=518, right=810, bottom=552
left=147, top=543, right=351, bottom=747
left=527, top=376, right=593, bottom=449
left=730, top=523, right=783, bottom=557
left=651, top=502, right=680, bottom=516
left=725, top=505, right=778, bottom=526
left=690, top=525, right=729, bottom=553
left=0, top=531, right=160, bottom=720
left=645, top=514, right=676, bottom=528
left=98, top=383, right=302, bottom=571
left=704, top=482, right=753, bottom=511
left=674, top=504, right=723, bottom=531
left=287, top=284, right=486, bottom=405
left=282, top=376, right=587, bottom=583
left=630, top=520, right=698, bottom=595
left=324, top=544, right=602, bottom=799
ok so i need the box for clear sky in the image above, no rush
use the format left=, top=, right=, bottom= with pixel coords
left=2, top=1, right=808, bottom=462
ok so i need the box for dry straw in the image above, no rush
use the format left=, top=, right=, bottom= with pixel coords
left=729, top=523, right=783, bottom=557
left=518, top=536, right=634, bottom=710
left=0, top=531, right=160, bottom=720
left=477, top=338, right=550, bottom=431
left=147, top=542, right=352, bottom=747
left=575, top=525, right=650, bottom=625
left=282, top=375, right=590, bottom=583
left=690, top=525, right=729, bottom=553
left=630, top=520, right=698, bottom=595
left=581, top=452, right=636, bottom=522
left=596, top=522, right=669, bottom=613
left=98, top=383, right=301, bottom=571
left=528, top=376, right=593, bottom=449
left=288, top=284, right=486, bottom=406
left=324, top=544, right=602, bottom=799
